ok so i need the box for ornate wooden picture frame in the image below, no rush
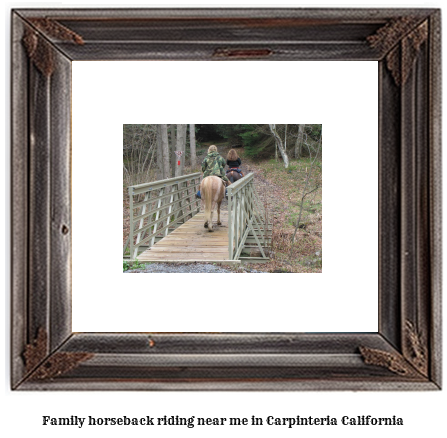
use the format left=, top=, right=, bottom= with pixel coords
left=11, top=8, right=441, bottom=390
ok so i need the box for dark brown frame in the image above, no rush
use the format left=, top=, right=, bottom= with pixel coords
left=11, top=8, right=441, bottom=390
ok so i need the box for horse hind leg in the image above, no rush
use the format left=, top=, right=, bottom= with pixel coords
left=203, top=179, right=212, bottom=230
left=208, top=205, right=215, bottom=232
left=204, top=216, right=212, bottom=230
left=217, top=183, right=226, bottom=226
left=217, top=201, right=222, bottom=225
left=204, top=209, right=211, bottom=229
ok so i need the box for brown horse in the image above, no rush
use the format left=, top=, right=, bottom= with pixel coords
left=201, top=176, right=226, bottom=232
left=226, top=170, right=244, bottom=184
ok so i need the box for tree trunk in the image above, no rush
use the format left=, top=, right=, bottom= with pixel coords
left=175, top=124, right=187, bottom=177
left=160, top=124, right=170, bottom=179
left=190, top=123, right=196, bottom=167
left=295, top=124, right=305, bottom=159
left=181, top=124, right=187, bottom=175
left=269, top=124, right=289, bottom=168
left=156, top=124, right=163, bottom=179
left=170, top=124, right=176, bottom=177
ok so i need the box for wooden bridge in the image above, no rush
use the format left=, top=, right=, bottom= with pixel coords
left=124, top=172, right=272, bottom=264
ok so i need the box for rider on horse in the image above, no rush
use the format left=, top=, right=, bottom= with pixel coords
left=226, top=149, right=244, bottom=178
left=196, top=145, right=230, bottom=199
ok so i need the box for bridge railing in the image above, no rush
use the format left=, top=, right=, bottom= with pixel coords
left=227, top=173, right=271, bottom=261
left=125, top=173, right=201, bottom=259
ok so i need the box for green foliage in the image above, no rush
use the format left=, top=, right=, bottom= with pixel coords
left=214, top=124, right=256, bottom=147
left=306, top=124, right=322, bottom=141
left=238, top=127, right=268, bottom=154
left=286, top=200, right=322, bottom=227
left=123, top=259, right=145, bottom=272
left=195, top=125, right=225, bottom=142
left=132, top=259, right=144, bottom=270
left=243, top=124, right=322, bottom=159
left=188, top=124, right=322, bottom=160
left=196, top=124, right=259, bottom=146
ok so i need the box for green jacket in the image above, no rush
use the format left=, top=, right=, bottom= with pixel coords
left=201, top=152, right=230, bottom=183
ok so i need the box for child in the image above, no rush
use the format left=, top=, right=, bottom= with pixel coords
left=226, top=149, right=244, bottom=176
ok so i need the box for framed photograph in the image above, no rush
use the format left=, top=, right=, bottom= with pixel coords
left=11, top=8, right=441, bottom=390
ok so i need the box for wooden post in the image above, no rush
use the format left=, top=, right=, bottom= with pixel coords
left=129, top=187, right=135, bottom=259
left=164, top=185, right=175, bottom=236
left=135, top=192, right=149, bottom=246
left=184, top=179, right=194, bottom=219
left=228, top=185, right=233, bottom=260
left=150, top=188, right=164, bottom=246
left=177, top=181, right=186, bottom=223
left=234, top=192, right=239, bottom=253
left=240, top=186, right=245, bottom=244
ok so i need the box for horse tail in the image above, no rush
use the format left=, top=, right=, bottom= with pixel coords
left=229, top=171, right=234, bottom=183
left=203, top=177, right=213, bottom=225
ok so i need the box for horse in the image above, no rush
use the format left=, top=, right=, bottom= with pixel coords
left=226, top=169, right=244, bottom=183
left=200, top=176, right=226, bottom=232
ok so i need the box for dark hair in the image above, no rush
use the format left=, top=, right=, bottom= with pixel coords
left=227, top=149, right=238, bottom=161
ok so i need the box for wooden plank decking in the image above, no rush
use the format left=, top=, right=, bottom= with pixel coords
left=137, top=211, right=231, bottom=262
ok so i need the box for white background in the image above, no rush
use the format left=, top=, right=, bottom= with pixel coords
left=72, top=60, right=378, bottom=332
left=2, top=1, right=445, bottom=438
